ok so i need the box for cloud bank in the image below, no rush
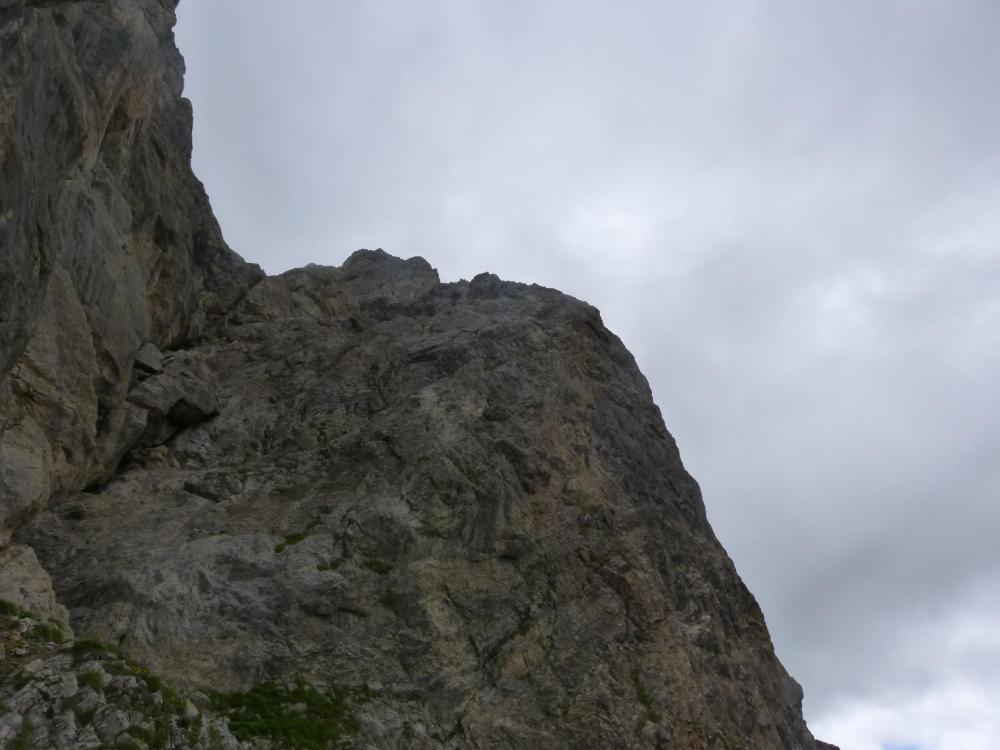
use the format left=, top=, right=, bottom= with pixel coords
left=175, top=3, right=1000, bottom=747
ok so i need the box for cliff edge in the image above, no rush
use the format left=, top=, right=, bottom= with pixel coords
left=0, top=2, right=837, bottom=749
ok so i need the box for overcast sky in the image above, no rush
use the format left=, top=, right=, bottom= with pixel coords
left=175, top=3, right=1000, bottom=748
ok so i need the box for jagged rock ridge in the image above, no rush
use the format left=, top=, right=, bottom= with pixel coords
left=0, top=1, right=837, bottom=748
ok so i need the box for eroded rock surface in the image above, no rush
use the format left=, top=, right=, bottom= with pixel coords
left=0, top=0, right=262, bottom=539
left=1, top=1, right=837, bottom=748
left=17, top=251, right=830, bottom=749
left=0, top=544, right=69, bottom=631
left=0, top=607, right=241, bottom=750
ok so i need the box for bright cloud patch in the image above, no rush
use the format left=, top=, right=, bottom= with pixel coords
left=815, top=583, right=1000, bottom=750
left=816, top=680, right=1000, bottom=750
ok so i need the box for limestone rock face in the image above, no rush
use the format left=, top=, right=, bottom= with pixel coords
left=1, top=2, right=837, bottom=749
left=0, top=544, right=69, bottom=630
left=0, top=0, right=263, bottom=538
left=0, top=607, right=240, bottom=750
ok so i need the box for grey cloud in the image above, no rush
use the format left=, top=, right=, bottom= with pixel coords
left=176, top=2, right=1000, bottom=746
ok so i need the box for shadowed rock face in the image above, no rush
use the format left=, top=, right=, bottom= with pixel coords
left=0, top=2, right=837, bottom=749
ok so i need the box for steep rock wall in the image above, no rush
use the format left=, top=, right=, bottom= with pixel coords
left=0, top=2, right=836, bottom=749
left=0, top=0, right=261, bottom=537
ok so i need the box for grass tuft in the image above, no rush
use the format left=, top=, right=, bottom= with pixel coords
left=632, top=666, right=663, bottom=723
left=29, top=621, right=66, bottom=643
left=9, top=718, right=34, bottom=750
left=78, top=670, right=104, bottom=692
left=363, top=558, right=393, bottom=575
left=210, top=681, right=361, bottom=749
left=71, top=638, right=123, bottom=660
left=0, top=599, right=26, bottom=618
left=275, top=517, right=323, bottom=553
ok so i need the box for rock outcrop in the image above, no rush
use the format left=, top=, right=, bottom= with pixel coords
left=1, top=1, right=837, bottom=748
left=0, top=0, right=262, bottom=541
left=0, top=606, right=241, bottom=750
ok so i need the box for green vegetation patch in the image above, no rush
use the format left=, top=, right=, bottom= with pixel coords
left=275, top=517, right=323, bottom=552
left=12, top=671, right=33, bottom=691
left=70, top=637, right=124, bottom=660
left=70, top=638, right=190, bottom=736
left=77, top=670, right=104, bottom=692
left=9, top=718, right=34, bottom=750
left=104, top=660, right=132, bottom=676
left=0, top=598, right=28, bottom=618
left=127, top=722, right=170, bottom=749
left=209, top=681, right=361, bottom=749
left=122, top=660, right=188, bottom=717
left=363, top=558, right=393, bottom=575
left=632, top=666, right=663, bottom=724
left=633, top=667, right=654, bottom=708
left=72, top=705, right=97, bottom=726
left=208, top=725, right=225, bottom=750
left=28, top=621, right=66, bottom=643
left=187, top=715, right=204, bottom=747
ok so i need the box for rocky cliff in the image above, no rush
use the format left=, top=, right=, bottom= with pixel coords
left=0, top=2, right=836, bottom=749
